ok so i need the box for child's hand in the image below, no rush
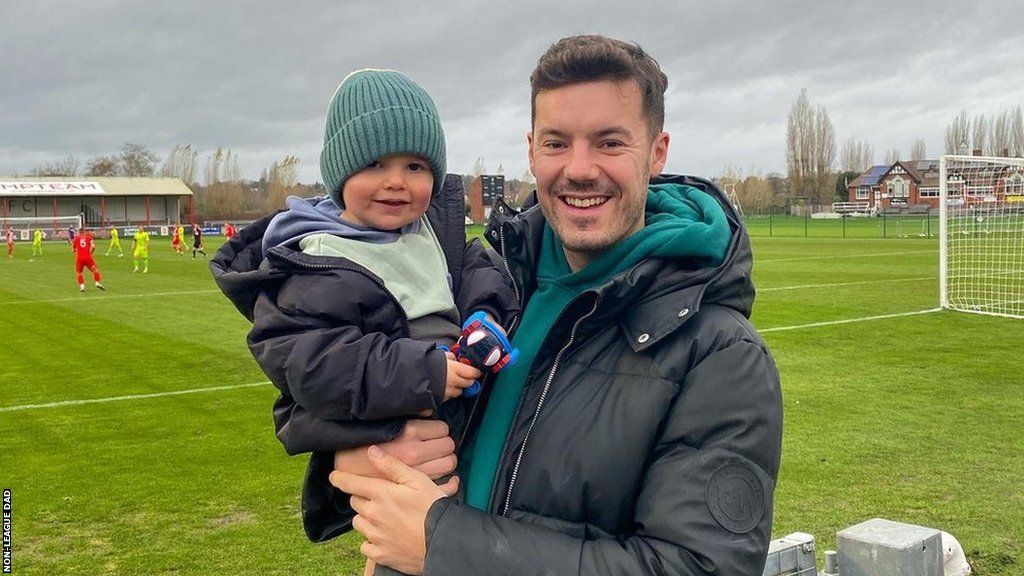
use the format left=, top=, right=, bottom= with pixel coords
left=481, top=313, right=508, bottom=338
left=444, top=351, right=481, bottom=401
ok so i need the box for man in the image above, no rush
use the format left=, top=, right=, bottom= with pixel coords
left=131, top=225, right=150, bottom=273
left=105, top=226, right=124, bottom=257
left=73, top=228, right=105, bottom=292
left=171, top=222, right=185, bottom=255
left=313, top=35, right=783, bottom=575
left=32, top=228, right=43, bottom=256
left=5, top=227, right=14, bottom=258
left=191, top=224, right=207, bottom=259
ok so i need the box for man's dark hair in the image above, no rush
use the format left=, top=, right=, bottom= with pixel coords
left=530, top=35, right=668, bottom=139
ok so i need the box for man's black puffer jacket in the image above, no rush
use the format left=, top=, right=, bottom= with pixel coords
left=210, top=175, right=518, bottom=531
left=303, top=174, right=783, bottom=575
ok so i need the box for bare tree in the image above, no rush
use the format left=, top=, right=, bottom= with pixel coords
left=266, top=155, right=300, bottom=210
left=990, top=111, right=1012, bottom=156
left=945, top=110, right=970, bottom=154
left=786, top=89, right=815, bottom=199
left=119, top=142, right=159, bottom=177
left=472, top=157, right=487, bottom=177
left=884, top=148, right=901, bottom=165
left=205, top=147, right=225, bottom=185
left=85, top=156, right=119, bottom=176
left=1012, top=107, right=1024, bottom=157
left=840, top=138, right=875, bottom=173
left=910, top=139, right=927, bottom=160
left=812, top=103, right=836, bottom=203
left=161, top=144, right=198, bottom=184
left=32, top=154, right=80, bottom=176
left=971, top=114, right=989, bottom=155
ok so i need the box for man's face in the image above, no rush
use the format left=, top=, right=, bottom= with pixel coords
left=529, top=79, right=668, bottom=271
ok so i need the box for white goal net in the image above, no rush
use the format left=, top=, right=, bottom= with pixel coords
left=0, top=214, right=84, bottom=242
left=940, top=155, right=1024, bottom=319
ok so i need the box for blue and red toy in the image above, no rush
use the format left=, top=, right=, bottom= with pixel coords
left=447, top=311, right=519, bottom=398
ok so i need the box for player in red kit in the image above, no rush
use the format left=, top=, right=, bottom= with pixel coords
left=73, top=228, right=105, bottom=292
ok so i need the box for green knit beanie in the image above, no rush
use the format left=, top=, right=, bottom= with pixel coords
left=320, top=69, right=447, bottom=206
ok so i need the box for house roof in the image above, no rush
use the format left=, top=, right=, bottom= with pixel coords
left=852, top=165, right=889, bottom=187
left=0, top=177, right=193, bottom=197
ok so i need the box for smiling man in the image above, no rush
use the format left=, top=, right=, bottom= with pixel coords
left=318, top=35, right=783, bottom=575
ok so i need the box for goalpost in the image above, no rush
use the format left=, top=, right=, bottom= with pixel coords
left=940, top=155, right=1024, bottom=319
left=0, top=214, right=83, bottom=242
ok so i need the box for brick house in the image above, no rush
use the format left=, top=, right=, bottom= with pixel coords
left=847, top=165, right=888, bottom=209
left=848, top=160, right=941, bottom=211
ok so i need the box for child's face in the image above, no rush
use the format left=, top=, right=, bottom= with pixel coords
left=340, top=154, right=433, bottom=230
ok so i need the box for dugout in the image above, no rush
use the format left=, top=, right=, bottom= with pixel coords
left=0, top=177, right=194, bottom=231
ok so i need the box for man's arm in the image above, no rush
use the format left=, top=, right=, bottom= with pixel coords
left=338, top=338, right=783, bottom=575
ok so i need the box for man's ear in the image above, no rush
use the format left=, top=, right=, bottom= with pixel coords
left=649, top=131, right=670, bottom=176
left=527, top=130, right=536, bottom=176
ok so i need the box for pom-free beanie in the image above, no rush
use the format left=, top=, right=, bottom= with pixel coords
left=320, top=69, right=446, bottom=206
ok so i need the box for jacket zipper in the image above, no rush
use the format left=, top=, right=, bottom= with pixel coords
left=500, top=295, right=600, bottom=517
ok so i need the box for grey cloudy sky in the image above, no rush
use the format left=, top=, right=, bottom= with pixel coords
left=3, top=1, right=1022, bottom=184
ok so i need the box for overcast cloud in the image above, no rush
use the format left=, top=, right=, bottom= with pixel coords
left=3, top=1, right=1022, bottom=184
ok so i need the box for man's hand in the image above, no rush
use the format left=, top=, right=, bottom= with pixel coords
left=333, top=419, right=456, bottom=480
left=332, top=446, right=458, bottom=575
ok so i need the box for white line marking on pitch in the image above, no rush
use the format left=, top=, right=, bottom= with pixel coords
left=0, top=382, right=270, bottom=413
left=761, top=277, right=934, bottom=292
left=0, top=309, right=945, bottom=412
left=759, top=250, right=937, bottom=263
left=0, top=289, right=221, bottom=306
left=760, top=308, right=943, bottom=333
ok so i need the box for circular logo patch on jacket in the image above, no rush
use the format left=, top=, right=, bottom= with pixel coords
left=706, top=462, right=764, bottom=534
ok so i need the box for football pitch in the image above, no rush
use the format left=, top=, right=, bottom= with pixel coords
left=1, top=233, right=1022, bottom=575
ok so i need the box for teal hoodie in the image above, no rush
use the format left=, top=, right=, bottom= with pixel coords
left=463, top=183, right=731, bottom=509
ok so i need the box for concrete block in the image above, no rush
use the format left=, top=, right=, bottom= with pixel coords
left=762, top=532, right=818, bottom=576
left=837, top=518, right=942, bottom=576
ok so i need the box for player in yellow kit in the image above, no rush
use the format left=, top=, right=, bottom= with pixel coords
left=105, top=226, right=124, bottom=257
left=32, top=228, right=43, bottom=256
left=131, top=225, right=150, bottom=273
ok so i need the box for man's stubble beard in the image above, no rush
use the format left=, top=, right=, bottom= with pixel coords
left=543, top=179, right=646, bottom=257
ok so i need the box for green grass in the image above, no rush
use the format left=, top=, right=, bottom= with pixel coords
left=1, top=234, right=1022, bottom=574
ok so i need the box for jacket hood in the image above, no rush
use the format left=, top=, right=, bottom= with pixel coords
left=261, top=195, right=418, bottom=254
left=211, top=174, right=472, bottom=323
left=486, top=174, right=756, bottom=351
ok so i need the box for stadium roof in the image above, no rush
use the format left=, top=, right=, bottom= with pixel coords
left=0, top=177, right=193, bottom=197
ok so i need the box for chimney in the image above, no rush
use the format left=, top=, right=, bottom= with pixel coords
left=973, top=149, right=983, bottom=157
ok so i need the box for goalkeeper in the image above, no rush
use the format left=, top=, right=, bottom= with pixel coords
left=131, top=225, right=150, bottom=273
